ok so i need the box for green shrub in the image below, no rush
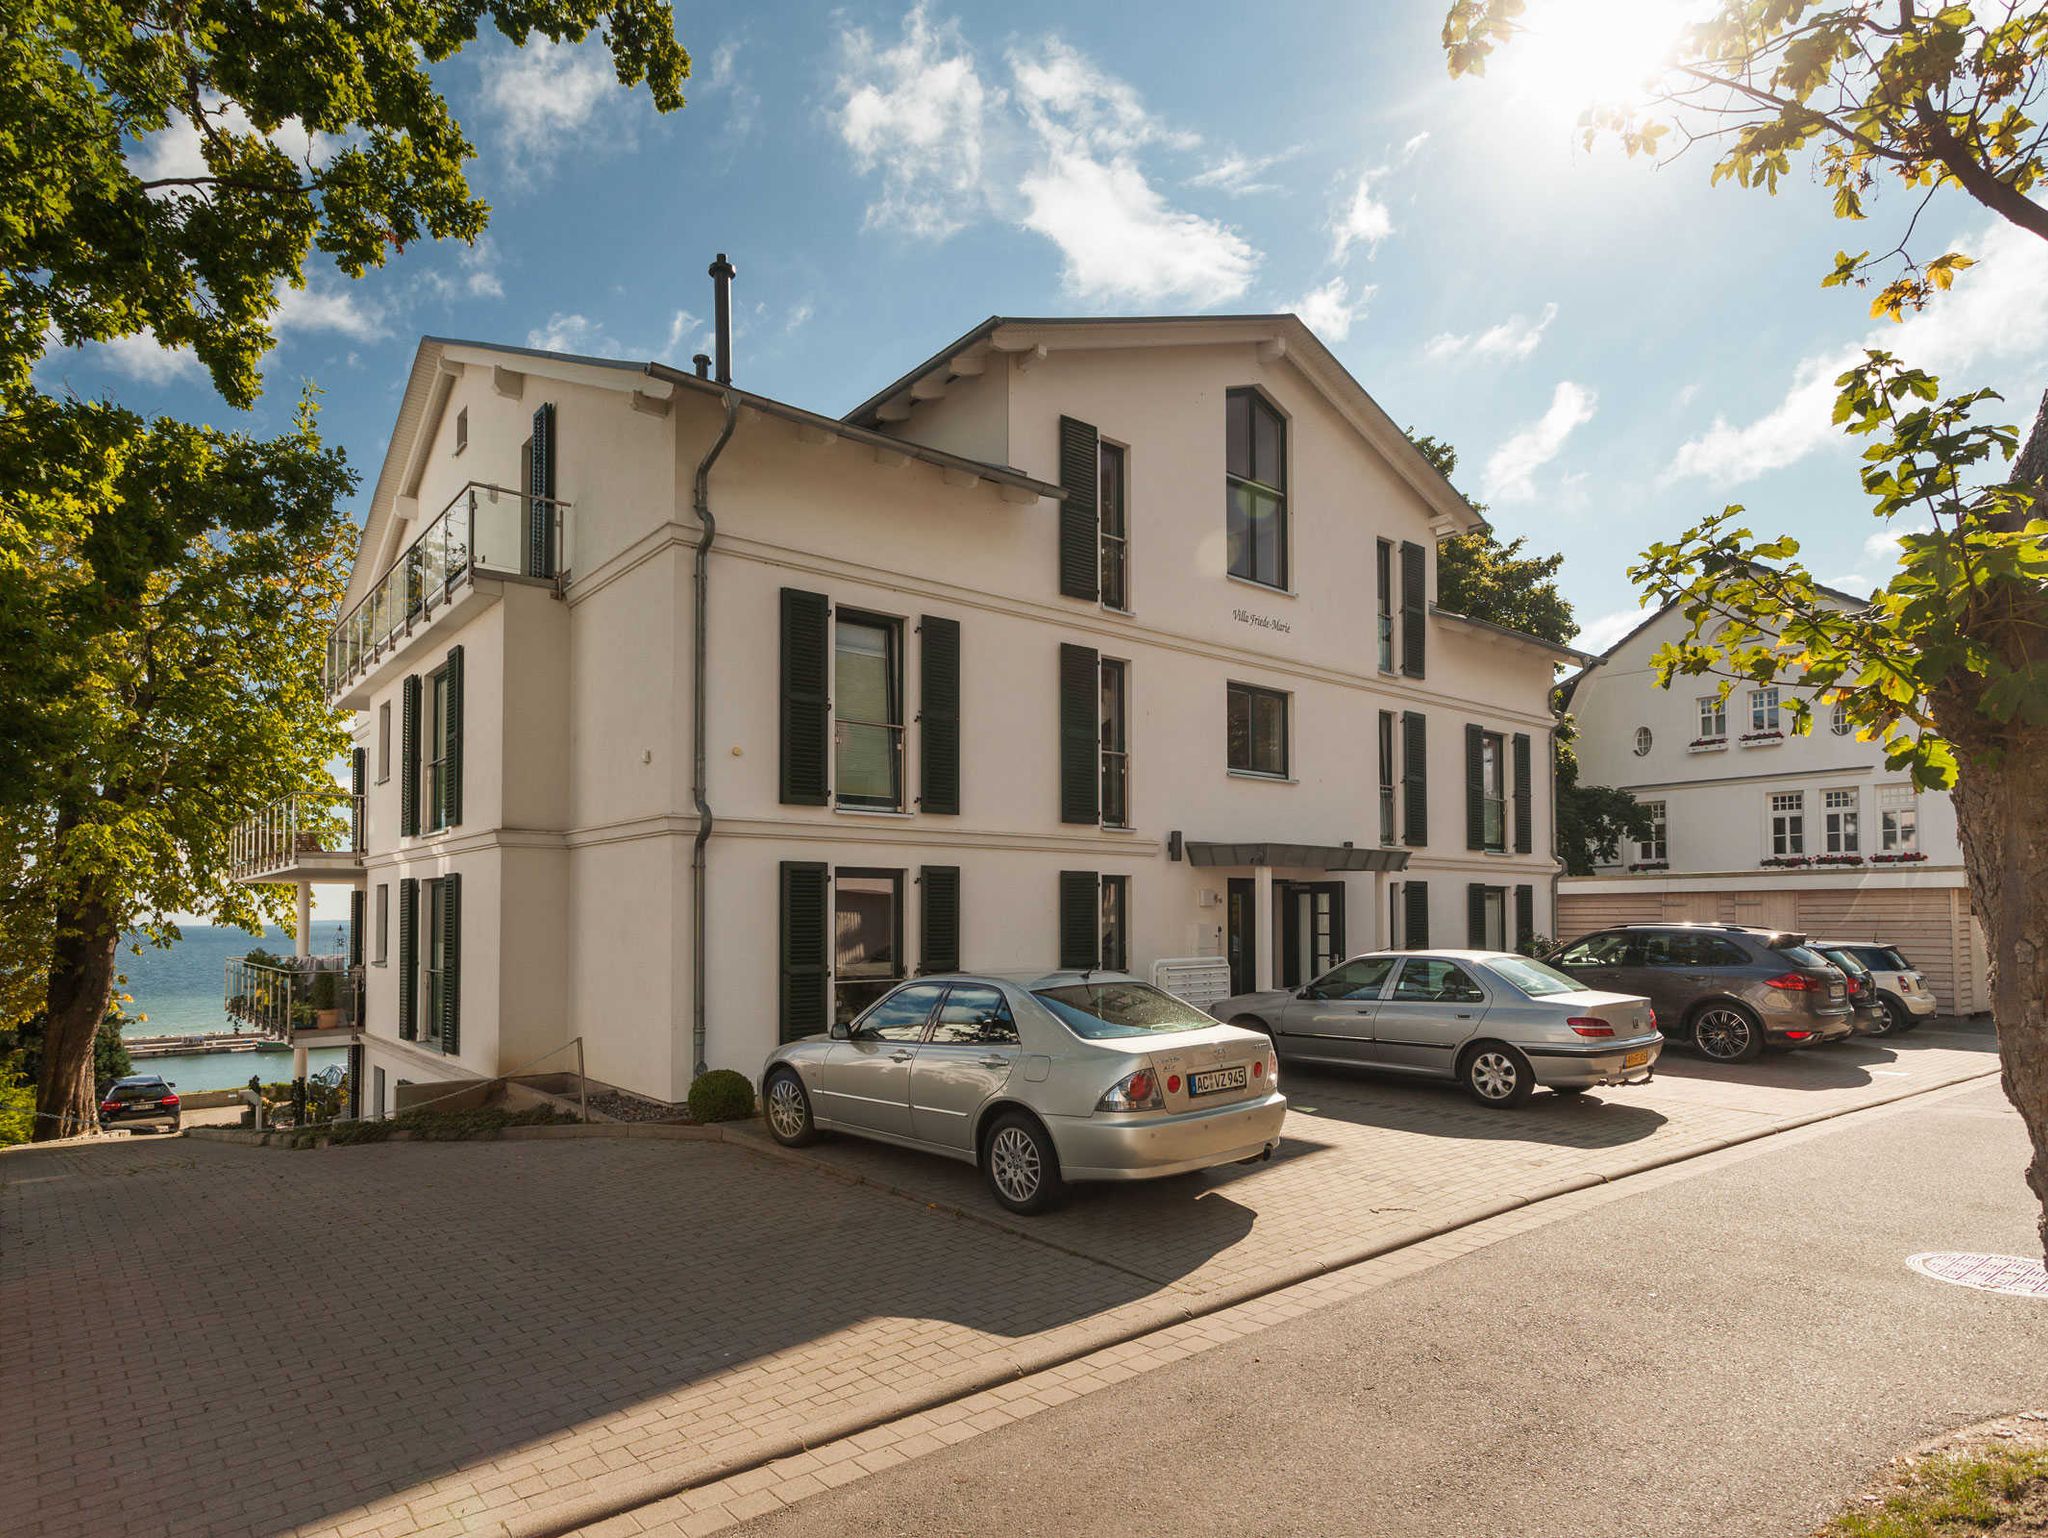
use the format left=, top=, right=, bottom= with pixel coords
left=295, top=1102, right=574, bottom=1149
left=309, top=969, right=339, bottom=1010
left=687, top=1069, right=756, bottom=1123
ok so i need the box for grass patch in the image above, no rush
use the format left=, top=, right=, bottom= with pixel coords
left=1828, top=1445, right=2048, bottom=1538
left=292, top=1104, right=577, bottom=1149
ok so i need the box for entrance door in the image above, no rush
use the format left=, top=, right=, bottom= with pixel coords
left=1279, top=882, right=1346, bottom=990
left=1227, top=878, right=1257, bottom=996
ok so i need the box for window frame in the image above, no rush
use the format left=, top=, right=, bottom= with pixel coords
left=1098, top=439, right=1130, bottom=613
left=1099, top=656, right=1131, bottom=830
left=424, top=665, right=451, bottom=832
left=1377, top=710, right=1397, bottom=845
left=1375, top=539, right=1395, bottom=672
left=1638, top=800, right=1668, bottom=863
left=1698, top=695, right=1727, bottom=739
left=1632, top=726, right=1653, bottom=757
left=455, top=406, right=468, bottom=455
left=377, top=700, right=392, bottom=784
left=1769, top=790, right=1806, bottom=856
left=1224, top=388, right=1289, bottom=591
left=833, top=609, right=906, bottom=812
left=1226, top=680, right=1290, bottom=779
left=1829, top=701, right=1850, bottom=736
left=1879, top=785, right=1920, bottom=853
left=1823, top=787, right=1860, bottom=854
left=1100, top=874, right=1130, bottom=972
left=373, top=883, right=389, bottom=966
left=929, top=984, right=1020, bottom=1047
left=1749, top=685, right=1781, bottom=734
left=833, top=867, right=907, bottom=1024
left=1479, top=729, right=1507, bottom=852
left=1480, top=887, right=1507, bottom=951
left=422, top=876, right=449, bottom=1045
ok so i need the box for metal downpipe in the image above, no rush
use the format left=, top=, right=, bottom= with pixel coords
left=691, top=390, right=739, bottom=1079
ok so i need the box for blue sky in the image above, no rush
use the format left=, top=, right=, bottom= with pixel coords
left=38, top=0, right=2048, bottom=656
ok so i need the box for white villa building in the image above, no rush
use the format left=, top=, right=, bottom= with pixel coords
left=1557, top=599, right=1989, bottom=1014
left=232, top=277, right=1578, bottom=1113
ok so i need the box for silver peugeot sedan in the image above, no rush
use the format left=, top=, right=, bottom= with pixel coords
left=1210, top=950, right=1661, bottom=1108
left=758, top=971, right=1286, bottom=1214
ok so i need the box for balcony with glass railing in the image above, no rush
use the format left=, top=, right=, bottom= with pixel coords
left=228, top=792, right=365, bottom=884
left=223, top=954, right=362, bottom=1042
left=325, top=480, right=572, bottom=700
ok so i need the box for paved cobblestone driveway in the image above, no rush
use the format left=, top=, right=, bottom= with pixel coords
left=0, top=1027, right=1996, bottom=1538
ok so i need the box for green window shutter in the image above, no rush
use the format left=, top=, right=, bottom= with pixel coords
left=1467, top=883, right=1488, bottom=947
left=528, top=402, right=557, bottom=578
left=1058, top=416, right=1100, bottom=601
left=1514, top=884, right=1535, bottom=953
left=1059, top=642, right=1100, bottom=824
left=348, top=888, right=365, bottom=968
left=444, top=645, right=464, bottom=828
left=350, top=747, right=366, bottom=849
left=400, top=675, right=422, bottom=837
left=440, top=874, right=461, bottom=1054
left=1059, top=870, right=1099, bottom=970
left=1401, top=711, right=1428, bottom=847
left=920, top=865, right=960, bottom=974
left=1403, top=880, right=1429, bottom=948
left=779, top=589, right=831, bottom=806
left=1465, top=723, right=1486, bottom=851
left=918, top=616, right=960, bottom=815
left=779, top=861, right=829, bottom=1041
left=1512, top=732, right=1532, bottom=854
left=1400, top=541, right=1426, bottom=678
left=397, top=878, right=419, bottom=1040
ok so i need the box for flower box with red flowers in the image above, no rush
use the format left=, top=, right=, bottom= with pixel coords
left=1687, top=737, right=1728, bottom=753
left=1760, top=855, right=1814, bottom=869
left=1870, top=851, right=1929, bottom=864
left=1739, top=730, right=1785, bottom=745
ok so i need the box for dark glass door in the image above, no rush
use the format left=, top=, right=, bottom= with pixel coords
left=1279, top=882, right=1347, bottom=989
left=1227, top=878, right=1257, bottom=996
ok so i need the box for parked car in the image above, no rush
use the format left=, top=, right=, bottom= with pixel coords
left=1811, top=944, right=1888, bottom=1035
left=758, top=971, right=1286, bottom=1215
left=1211, top=950, right=1661, bottom=1109
left=1810, top=940, right=1937, bottom=1035
left=1548, top=924, right=1853, bottom=1062
left=99, top=1074, right=181, bottom=1134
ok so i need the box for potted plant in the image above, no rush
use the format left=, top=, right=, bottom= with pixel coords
left=309, top=968, right=342, bottom=1030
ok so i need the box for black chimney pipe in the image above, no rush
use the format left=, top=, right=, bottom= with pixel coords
left=708, top=252, right=736, bottom=385
left=692, top=353, right=711, bottom=379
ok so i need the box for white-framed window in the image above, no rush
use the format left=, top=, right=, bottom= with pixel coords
left=1098, top=440, right=1129, bottom=612
left=1375, top=540, right=1395, bottom=672
left=1638, top=801, right=1667, bottom=863
left=377, top=700, right=391, bottom=783
left=1377, top=711, right=1397, bottom=844
left=1769, top=791, right=1805, bottom=856
left=373, top=883, right=389, bottom=965
left=1225, top=388, right=1288, bottom=589
left=1479, top=730, right=1507, bottom=851
left=1100, top=874, right=1130, bottom=971
left=424, top=665, right=452, bottom=831
left=1633, top=726, right=1653, bottom=757
left=1749, top=686, right=1780, bottom=734
left=834, top=611, right=905, bottom=810
left=1099, top=657, right=1129, bottom=829
left=455, top=406, right=468, bottom=455
left=1698, top=695, right=1726, bottom=739
left=1829, top=701, right=1850, bottom=736
left=1823, top=788, right=1859, bottom=853
left=834, top=868, right=905, bottom=1023
left=1880, top=784, right=1919, bottom=852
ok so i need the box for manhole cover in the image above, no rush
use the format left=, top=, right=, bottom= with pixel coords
left=1907, top=1252, right=2048, bottom=1298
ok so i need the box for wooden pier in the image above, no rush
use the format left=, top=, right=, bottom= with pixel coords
left=126, top=1032, right=292, bottom=1060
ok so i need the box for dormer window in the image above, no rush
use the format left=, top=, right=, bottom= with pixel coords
left=1225, top=389, right=1288, bottom=590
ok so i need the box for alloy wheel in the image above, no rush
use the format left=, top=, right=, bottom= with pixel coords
left=1469, top=1050, right=1519, bottom=1101
left=1875, top=998, right=1905, bottom=1036
left=1694, top=1008, right=1755, bottom=1060
left=766, top=1076, right=808, bottom=1140
left=988, top=1126, right=1042, bottom=1204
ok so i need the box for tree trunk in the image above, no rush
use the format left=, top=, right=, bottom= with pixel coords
left=33, top=897, right=119, bottom=1141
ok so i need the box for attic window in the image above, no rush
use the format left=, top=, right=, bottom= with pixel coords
left=455, top=408, right=468, bottom=455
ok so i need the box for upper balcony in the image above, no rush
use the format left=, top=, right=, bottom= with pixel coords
left=325, top=480, right=573, bottom=704
left=229, top=792, right=365, bottom=886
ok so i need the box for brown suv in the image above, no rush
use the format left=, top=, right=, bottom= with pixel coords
left=1549, top=924, right=1853, bottom=1062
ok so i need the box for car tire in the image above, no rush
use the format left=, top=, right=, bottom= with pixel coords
left=1460, top=1042, right=1535, bottom=1109
left=1690, top=1002, right=1764, bottom=1063
left=762, top=1069, right=820, bottom=1148
left=982, top=1111, right=1068, bottom=1215
left=1866, top=994, right=1903, bottom=1036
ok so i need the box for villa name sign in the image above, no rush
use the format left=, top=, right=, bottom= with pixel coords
left=1232, top=607, right=1293, bottom=636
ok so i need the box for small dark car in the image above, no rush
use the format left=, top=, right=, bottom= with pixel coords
left=1548, top=924, right=1853, bottom=1063
left=99, top=1074, right=181, bottom=1134
left=1812, top=944, right=1887, bottom=1035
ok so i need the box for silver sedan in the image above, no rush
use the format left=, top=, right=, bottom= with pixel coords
left=1211, top=950, right=1661, bottom=1108
left=758, top=971, right=1286, bottom=1214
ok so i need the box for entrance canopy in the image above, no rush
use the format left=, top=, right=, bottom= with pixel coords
left=1183, top=841, right=1410, bottom=872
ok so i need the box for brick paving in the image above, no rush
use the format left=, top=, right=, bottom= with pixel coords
left=0, top=1026, right=1997, bottom=1538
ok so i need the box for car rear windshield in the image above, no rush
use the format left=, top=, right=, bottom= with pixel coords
left=111, top=1083, right=166, bottom=1101
left=1485, top=956, right=1589, bottom=998
left=1851, top=946, right=1911, bottom=971
left=1777, top=945, right=1833, bottom=970
left=1033, top=982, right=1221, bottom=1039
left=1821, top=949, right=1870, bottom=977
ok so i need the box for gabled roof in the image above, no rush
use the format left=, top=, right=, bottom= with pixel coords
left=841, top=314, right=1490, bottom=540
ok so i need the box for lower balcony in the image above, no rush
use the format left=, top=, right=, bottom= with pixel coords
left=224, top=955, right=363, bottom=1044
left=229, top=793, right=365, bottom=885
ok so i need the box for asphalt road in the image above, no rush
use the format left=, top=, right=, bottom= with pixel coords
left=736, top=1078, right=2047, bottom=1538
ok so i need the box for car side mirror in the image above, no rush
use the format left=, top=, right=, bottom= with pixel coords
left=828, top=1022, right=850, bottom=1041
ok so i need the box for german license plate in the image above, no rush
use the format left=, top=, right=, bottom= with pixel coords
left=1623, top=1049, right=1651, bottom=1070
left=1829, top=985, right=1843, bottom=1000
left=1189, top=1066, right=1248, bottom=1098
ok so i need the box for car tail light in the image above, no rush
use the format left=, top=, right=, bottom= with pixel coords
left=99, top=1101, right=119, bottom=1115
left=1764, top=972, right=1816, bottom=991
left=159, top=1094, right=179, bottom=1108
left=1166, top=1074, right=1182, bottom=1093
left=1252, top=1059, right=1264, bottom=1077
left=1097, top=1069, right=1163, bottom=1113
left=1567, top=1018, right=1614, bottom=1037
left=1843, top=977, right=1862, bottom=995
left=1646, top=1009, right=1658, bottom=1031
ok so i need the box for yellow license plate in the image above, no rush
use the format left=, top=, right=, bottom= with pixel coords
left=1623, top=1049, right=1651, bottom=1070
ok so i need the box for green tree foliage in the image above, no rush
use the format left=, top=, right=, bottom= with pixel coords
left=1442, top=1, right=2048, bottom=314
left=0, top=1005, right=134, bottom=1146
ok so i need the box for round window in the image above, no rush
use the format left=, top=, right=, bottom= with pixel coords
left=1633, top=726, right=1653, bottom=756
left=1830, top=702, right=1850, bottom=736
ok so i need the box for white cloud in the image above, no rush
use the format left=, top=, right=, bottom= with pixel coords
left=1186, top=148, right=1296, bottom=196
left=272, top=280, right=384, bottom=341
left=1010, top=40, right=1197, bottom=154
left=128, top=96, right=336, bottom=190
left=480, top=39, right=620, bottom=172
left=664, top=308, right=700, bottom=354
left=784, top=301, right=815, bottom=334
left=1482, top=381, right=1598, bottom=503
left=835, top=3, right=990, bottom=238
left=1425, top=302, right=1558, bottom=363
left=705, top=40, right=760, bottom=142
left=1400, top=131, right=1430, bottom=160
left=527, top=313, right=630, bottom=357
left=1666, top=211, right=2048, bottom=485
left=93, top=330, right=205, bottom=385
left=1330, top=166, right=1393, bottom=262
left=1573, top=605, right=1646, bottom=655
left=1289, top=277, right=1370, bottom=342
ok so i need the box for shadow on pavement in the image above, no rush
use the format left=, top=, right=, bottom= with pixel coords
left=1272, top=1063, right=1670, bottom=1148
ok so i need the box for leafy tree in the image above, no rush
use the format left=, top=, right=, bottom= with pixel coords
left=0, top=1004, right=134, bottom=1145
left=1442, top=1, right=2048, bottom=315
left=1408, top=430, right=1651, bottom=873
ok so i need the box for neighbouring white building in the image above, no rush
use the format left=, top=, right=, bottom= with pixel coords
left=1557, top=599, right=1989, bottom=1014
left=231, top=279, right=1579, bottom=1113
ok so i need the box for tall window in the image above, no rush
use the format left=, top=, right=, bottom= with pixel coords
left=377, top=700, right=392, bottom=783
left=1225, top=389, right=1287, bottom=588
left=1824, top=788, right=1859, bottom=853
left=1377, top=711, right=1397, bottom=844
left=1227, top=682, right=1289, bottom=778
left=834, top=612, right=903, bottom=809
left=423, top=878, right=450, bottom=1045
left=1480, top=730, right=1506, bottom=851
left=1100, top=658, right=1130, bottom=829
left=1638, top=801, right=1668, bottom=862
left=1698, top=695, right=1726, bottom=739
left=1100, top=875, right=1130, bottom=971
left=1375, top=540, right=1395, bottom=671
left=1770, top=791, right=1805, bottom=856
left=425, top=667, right=452, bottom=831
left=374, top=883, right=389, bottom=965
left=1880, top=785, right=1919, bottom=852
left=1099, top=442, right=1129, bottom=611
left=1749, top=685, right=1780, bottom=734
left=1479, top=888, right=1507, bottom=951
left=834, top=869, right=904, bottom=1023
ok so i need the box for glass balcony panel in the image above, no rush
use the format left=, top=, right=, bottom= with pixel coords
left=472, top=485, right=523, bottom=575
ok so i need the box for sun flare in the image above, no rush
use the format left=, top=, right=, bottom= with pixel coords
left=1496, top=0, right=1706, bottom=120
